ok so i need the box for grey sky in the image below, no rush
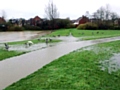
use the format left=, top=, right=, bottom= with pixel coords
left=0, top=0, right=120, bottom=20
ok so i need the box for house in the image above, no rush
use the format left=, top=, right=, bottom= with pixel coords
left=9, top=19, right=18, bottom=24
left=27, top=16, right=42, bottom=26
left=0, top=17, right=6, bottom=24
left=33, top=16, right=41, bottom=26
left=73, top=15, right=90, bottom=25
left=79, top=16, right=90, bottom=25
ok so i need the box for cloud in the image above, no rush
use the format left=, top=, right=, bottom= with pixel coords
left=0, top=0, right=120, bottom=19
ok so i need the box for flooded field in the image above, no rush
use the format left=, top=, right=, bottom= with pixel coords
left=0, top=31, right=51, bottom=43
left=1, top=32, right=120, bottom=89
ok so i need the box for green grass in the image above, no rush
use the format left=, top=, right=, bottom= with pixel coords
left=47, top=29, right=70, bottom=37
left=4, top=40, right=120, bottom=90
left=47, top=28, right=120, bottom=40
left=0, top=48, right=26, bottom=61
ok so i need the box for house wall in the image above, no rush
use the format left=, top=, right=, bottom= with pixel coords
left=33, top=16, right=41, bottom=26
left=79, top=16, right=89, bottom=25
left=0, top=17, right=5, bottom=24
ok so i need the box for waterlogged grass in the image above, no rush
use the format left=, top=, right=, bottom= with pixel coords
left=5, top=40, right=120, bottom=90
left=0, top=39, right=61, bottom=61
left=7, top=39, right=61, bottom=45
left=48, top=28, right=120, bottom=40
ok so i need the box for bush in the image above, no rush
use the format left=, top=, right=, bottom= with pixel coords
left=113, top=26, right=120, bottom=30
left=77, top=22, right=98, bottom=30
left=0, top=24, right=7, bottom=31
left=66, top=24, right=77, bottom=29
left=24, top=25, right=41, bottom=30
left=9, top=26, right=24, bottom=31
left=98, top=22, right=113, bottom=30
left=77, top=24, right=86, bottom=30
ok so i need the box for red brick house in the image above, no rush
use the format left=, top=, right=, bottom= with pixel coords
left=79, top=16, right=90, bottom=24
left=27, top=16, right=42, bottom=26
left=33, top=16, right=41, bottom=26
left=73, top=15, right=90, bottom=25
left=0, top=17, right=6, bottom=24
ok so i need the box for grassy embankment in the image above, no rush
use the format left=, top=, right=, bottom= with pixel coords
left=4, top=40, right=120, bottom=90
left=48, top=28, right=120, bottom=40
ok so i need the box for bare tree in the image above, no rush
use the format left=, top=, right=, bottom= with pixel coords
left=45, top=0, right=59, bottom=30
left=1, top=10, right=7, bottom=20
left=110, top=12, right=119, bottom=25
left=85, top=11, right=90, bottom=18
left=105, top=4, right=111, bottom=20
left=98, top=7, right=105, bottom=20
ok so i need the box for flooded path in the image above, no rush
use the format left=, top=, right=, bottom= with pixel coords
left=1, top=36, right=120, bottom=89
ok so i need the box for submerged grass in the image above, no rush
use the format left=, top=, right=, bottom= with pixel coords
left=4, top=40, right=120, bottom=90
left=7, top=38, right=61, bottom=45
left=0, top=39, right=61, bottom=61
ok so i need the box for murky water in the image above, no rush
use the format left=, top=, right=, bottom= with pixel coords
left=0, top=34, right=120, bottom=89
left=0, top=31, right=51, bottom=43
left=0, top=43, right=58, bottom=52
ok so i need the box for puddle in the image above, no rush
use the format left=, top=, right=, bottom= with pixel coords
left=99, top=53, right=120, bottom=74
left=9, top=43, right=58, bottom=52
left=75, top=45, right=120, bottom=74
left=76, top=45, right=112, bottom=55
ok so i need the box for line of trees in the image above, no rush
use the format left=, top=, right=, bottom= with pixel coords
left=78, top=4, right=120, bottom=30
left=0, top=0, right=75, bottom=31
left=1, top=2, right=120, bottom=31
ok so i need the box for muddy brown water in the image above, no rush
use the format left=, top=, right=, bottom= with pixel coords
left=0, top=31, right=51, bottom=43
left=1, top=34, right=120, bottom=89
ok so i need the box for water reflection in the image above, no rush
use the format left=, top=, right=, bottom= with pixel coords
left=0, top=31, right=51, bottom=43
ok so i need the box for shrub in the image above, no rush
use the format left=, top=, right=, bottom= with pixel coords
left=113, top=26, right=120, bottom=30
left=9, top=26, right=24, bottom=31
left=77, top=22, right=98, bottom=30
left=77, top=24, right=86, bottom=30
left=24, top=25, right=41, bottom=30
left=0, top=24, right=7, bottom=31
left=66, top=24, right=77, bottom=29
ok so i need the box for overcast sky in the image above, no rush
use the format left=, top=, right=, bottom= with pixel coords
left=0, top=0, right=120, bottom=20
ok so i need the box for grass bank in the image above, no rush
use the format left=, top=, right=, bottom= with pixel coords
left=48, top=28, right=120, bottom=40
left=4, top=40, right=120, bottom=90
left=0, top=48, right=26, bottom=61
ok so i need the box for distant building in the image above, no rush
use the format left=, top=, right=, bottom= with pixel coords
left=73, top=15, right=90, bottom=25
left=27, top=16, right=42, bottom=26
left=0, top=17, right=6, bottom=24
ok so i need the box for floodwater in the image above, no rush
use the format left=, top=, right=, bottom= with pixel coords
left=0, top=31, right=51, bottom=43
left=0, top=33, right=120, bottom=89
left=99, top=53, right=120, bottom=74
